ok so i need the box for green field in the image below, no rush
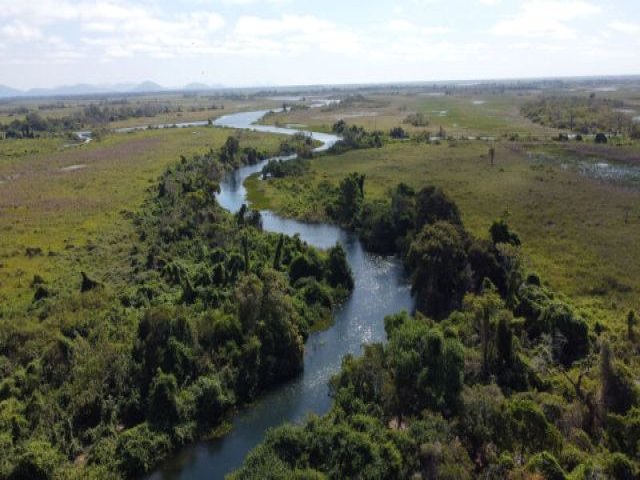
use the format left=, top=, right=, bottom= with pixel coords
left=250, top=107, right=640, bottom=330
left=0, top=127, right=284, bottom=314
left=262, top=92, right=562, bottom=138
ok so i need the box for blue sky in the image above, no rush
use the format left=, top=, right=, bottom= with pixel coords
left=0, top=0, right=638, bottom=89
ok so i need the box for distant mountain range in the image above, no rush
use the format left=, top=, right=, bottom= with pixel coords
left=0, top=81, right=226, bottom=98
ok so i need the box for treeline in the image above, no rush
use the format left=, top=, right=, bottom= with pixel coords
left=0, top=136, right=353, bottom=478
left=0, top=101, right=224, bottom=138
left=522, top=95, right=640, bottom=138
left=278, top=132, right=315, bottom=159
left=231, top=179, right=640, bottom=480
left=329, top=120, right=383, bottom=154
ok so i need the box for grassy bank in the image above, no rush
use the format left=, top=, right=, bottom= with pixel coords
left=246, top=139, right=640, bottom=327
left=0, top=127, right=284, bottom=314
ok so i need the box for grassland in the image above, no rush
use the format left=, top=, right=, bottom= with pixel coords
left=0, top=127, right=283, bottom=314
left=248, top=131, right=640, bottom=330
left=262, top=93, right=562, bottom=138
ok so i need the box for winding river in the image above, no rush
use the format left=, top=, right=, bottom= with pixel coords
left=146, top=110, right=415, bottom=479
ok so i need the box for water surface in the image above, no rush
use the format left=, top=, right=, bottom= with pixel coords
left=146, top=109, right=414, bottom=479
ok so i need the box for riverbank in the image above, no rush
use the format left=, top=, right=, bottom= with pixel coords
left=244, top=139, right=640, bottom=331
left=139, top=109, right=413, bottom=479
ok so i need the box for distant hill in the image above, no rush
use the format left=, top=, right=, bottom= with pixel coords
left=133, top=81, right=165, bottom=93
left=0, top=85, right=22, bottom=97
left=0, top=81, right=226, bottom=98
left=183, top=82, right=211, bottom=91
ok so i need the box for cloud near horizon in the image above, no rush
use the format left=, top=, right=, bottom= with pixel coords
left=0, top=0, right=638, bottom=89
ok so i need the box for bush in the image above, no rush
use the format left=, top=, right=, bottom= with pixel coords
left=527, top=451, right=566, bottom=480
left=489, top=219, right=521, bottom=246
left=540, top=302, right=590, bottom=365
left=116, top=423, right=172, bottom=477
left=325, top=244, right=354, bottom=290
left=595, top=133, right=608, bottom=144
left=192, top=375, right=234, bottom=429
left=8, top=440, right=63, bottom=480
left=147, top=371, right=179, bottom=428
left=289, top=253, right=324, bottom=283
left=506, top=399, right=563, bottom=454
left=604, top=453, right=636, bottom=480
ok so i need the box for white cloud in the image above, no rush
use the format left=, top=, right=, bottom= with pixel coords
left=491, top=0, right=601, bottom=39
left=230, top=15, right=362, bottom=55
left=387, top=19, right=451, bottom=35
left=1, top=22, right=43, bottom=41
left=609, top=21, right=640, bottom=35
left=0, top=0, right=226, bottom=61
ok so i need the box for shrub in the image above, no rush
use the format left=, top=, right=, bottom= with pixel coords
left=527, top=451, right=566, bottom=480
left=116, top=423, right=172, bottom=477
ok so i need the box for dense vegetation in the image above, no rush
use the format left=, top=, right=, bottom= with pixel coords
left=522, top=95, right=640, bottom=138
left=329, top=120, right=384, bottom=153
left=232, top=179, right=640, bottom=480
left=2, top=82, right=640, bottom=479
left=0, top=101, right=226, bottom=138
left=0, top=136, right=353, bottom=478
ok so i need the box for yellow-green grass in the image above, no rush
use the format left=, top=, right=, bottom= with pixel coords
left=247, top=141, right=640, bottom=327
left=261, top=93, right=561, bottom=138
left=0, top=127, right=284, bottom=313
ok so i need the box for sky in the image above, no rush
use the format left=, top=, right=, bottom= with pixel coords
left=0, top=0, right=639, bottom=89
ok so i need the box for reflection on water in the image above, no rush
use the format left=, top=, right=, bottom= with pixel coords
left=147, top=110, right=414, bottom=480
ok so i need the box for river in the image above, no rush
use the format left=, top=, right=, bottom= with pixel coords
left=145, top=109, right=415, bottom=479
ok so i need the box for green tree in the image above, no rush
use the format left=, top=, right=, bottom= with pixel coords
left=414, top=185, right=461, bottom=230
left=331, top=173, right=365, bottom=226
left=235, top=274, right=263, bottom=333
left=627, top=310, right=636, bottom=342
left=147, top=371, right=179, bottom=429
left=489, top=219, right=521, bottom=246
left=388, top=319, right=464, bottom=416
left=407, top=222, right=469, bottom=319
left=326, top=244, right=354, bottom=290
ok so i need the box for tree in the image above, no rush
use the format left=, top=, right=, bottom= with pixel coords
left=489, top=219, right=521, bottom=246
left=496, top=315, right=514, bottom=367
left=116, top=423, right=171, bottom=477
left=257, top=270, right=304, bottom=384
left=192, top=375, right=234, bottom=428
left=604, top=453, right=637, bottom=480
left=147, top=371, right=179, bottom=429
left=466, top=282, right=502, bottom=379
left=134, top=307, right=195, bottom=391
left=627, top=310, right=636, bottom=342
left=359, top=202, right=397, bottom=253
left=326, top=244, right=354, bottom=290
left=235, top=274, right=263, bottom=333
left=289, top=252, right=324, bottom=283
left=273, top=234, right=284, bottom=270
left=540, top=301, right=590, bottom=366
left=506, top=399, right=562, bottom=454
left=220, top=136, right=240, bottom=164
left=331, top=173, right=365, bottom=226
left=595, top=133, right=608, bottom=144
left=489, top=147, right=495, bottom=166
left=390, top=126, right=408, bottom=139
left=414, top=186, right=461, bottom=230
left=407, top=222, right=469, bottom=319
left=600, top=342, right=638, bottom=415
left=391, top=183, right=416, bottom=240
left=8, top=439, right=63, bottom=480
left=388, top=319, right=464, bottom=416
